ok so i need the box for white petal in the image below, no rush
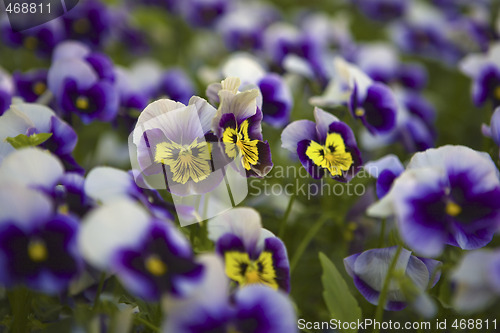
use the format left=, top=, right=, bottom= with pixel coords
left=207, top=207, right=262, bottom=250
left=222, top=53, right=266, bottom=84
left=11, top=102, right=56, bottom=133
left=364, top=154, right=404, bottom=178
left=0, top=182, right=52, bottom=228
left=79, top=199, right=151, bottom=270
left=84, top=167, right=133, bottom=203
left=0, top=148, right=64, bottom=189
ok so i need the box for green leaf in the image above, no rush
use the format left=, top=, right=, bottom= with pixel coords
left=6, top=133, right=53, bottom=149
left=319, top=252, right=362, bottom=333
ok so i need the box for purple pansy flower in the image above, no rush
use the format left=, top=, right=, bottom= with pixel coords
left=282, top=107, right=362, bottom=181
left=368, top=145, right=500, bottom=257
left=344, top=246, right=441, bottom=315
left=0, top=184, right=82, bottom=293
left=13, top=69, right=48, bottom=103
left=460, top=43, right=500, bottom=108
left=0, top=17, right=65, bottom=56
left=80, top=199, right=202, bottom=301
left=208, top=208, right=290, bottom=292
left=48, top=42, right=119, bottom=123
left=179, top=0, right=230, bottom=28
left=62, top=0, right=112, bottom=48
left=163, top=255, right=298, bottom=333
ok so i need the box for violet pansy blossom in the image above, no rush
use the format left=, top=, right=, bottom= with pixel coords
left=281, top=107, right=362, bottom=181
left=368, top=145, right=500, bottom=257
left=208, top=207, right=290, bottom=292
left=344, top=246, right=441, bottom=315
left=482, top=106, right=500, bottom=147
left=48, top=41, right=119, bottom=123
left=459, top=42, right=500, bottom=108
left=364, top=154, right=404, bottom=199
left=163, top=255, right=298, bottom=333
left=80, top=199, right=202, bottom=301
left=0, top=183, right=82, bottom=293
left=219, top=54, right=293, bottom=127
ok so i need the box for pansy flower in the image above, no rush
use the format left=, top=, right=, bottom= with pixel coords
left=157, top=68, right=196, bottom=105
left=62, top=0, right=112, bottom=48
left=482, top=106, right=500, bottom=147
left=0, top=67, right=14, bottom=115
left=0, top=183, right=82, bottom=293
left=282, top=107, right=362, bottom=181
left=0, top=18, right=65, bottom=56
left=132, top=97, right=224, bottom=196
left=354, top=0, right=409, bottom=22
left=80, top=199, right=202, bottom=301
left=210, top=77, right=273, bottom=177
left=13, top=69, right=48, bottom=103
left=48, top=41, right=119, bottom=123
left=364, top=154, right=404, bottom=199
left=460, top=42, right=500, bottom=108
left=208, top=207, right=290, bottom=292
left=344, top=246, right=441, bottom=315
left=451, top=249, right=500, bottom=313
left=179, top=0, right=230, bottom=28
left=218, top=54, right=293, bottom=127
left=163, top=255, right=298, bottom=333
left=368, top=145, right=500, bottom=257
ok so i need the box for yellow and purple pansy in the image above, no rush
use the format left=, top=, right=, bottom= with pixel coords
left=208, top=208, right=290, bottom=292
left=282, top=107, right=362, bottom=181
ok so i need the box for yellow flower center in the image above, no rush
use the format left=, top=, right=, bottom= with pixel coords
left=305, top=132, right=353, bottom=177
left=145, top=255, right=167, bottom=276
left=445, top=201, right=461, bottom=217
left=222, top=120, right=260, bottom=170
left=355, top=108, right=365, bottom=117
left=494, top=86, right=500, bottom=100
left=76, top=96, right=89, bottom=110
left=28, top=239, right=48, bottom=262
left=23, top=36, right=38, bottom=50
left=73, top=18, right=90, bottom=34
left=224, top=251, right=278, bottom=290
left=155, top=138, right=212, bottom=184
left=33, top=82, right=46, bottom=96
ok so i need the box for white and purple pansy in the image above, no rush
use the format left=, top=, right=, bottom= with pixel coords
left=48, top=41, right=119, bottom=123
left=281, top=107, right=362, bottom=181
left=208, top=207, right=290, bottom=292
left=482, top=106, right=500, bottom=147
left=132, top=97, right=223, bottom=196
left=163, top=255, right=298, bottom=333
left=0, top=183, right=82, bottom=293
left=368, top=145, right=500, bottom=257
left=210, top=77, right=273, bottom=177
left=344, top=246, right=441, bottom=313
left=79, top=199, right=203, bottom=301
left=460, top=42, right=500, bottom=108
left=220, top=54, right=293, bottom=128
left=338, top=58, right=398, bottom=135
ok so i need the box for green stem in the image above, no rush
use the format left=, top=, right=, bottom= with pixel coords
left=92, top=273, right=106, bottom=312
left=135, top=316, right=160, bottom=332
left=373, top=245, right=403, bottom=333
left=8, top=287, right=31, bottom=333
left=278, top=195, right=295, bottom=239
left=378, top=219, right=386, bottom=248
left=290, top=214, right=331, bottom=274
